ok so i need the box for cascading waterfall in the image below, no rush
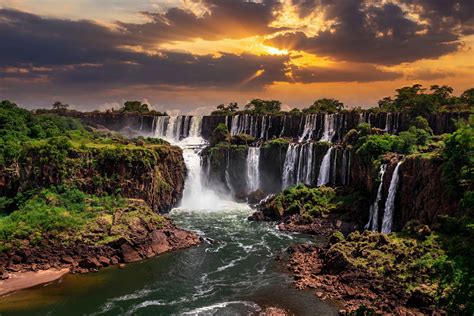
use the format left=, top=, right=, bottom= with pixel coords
left=365, top=164, right=387, bottom=231
left=246, top=147, right=260, bottom=192
left=381, top=161, right=403, bottom=234
left=282, top=143, right=299, bottom=189
left=299, top=115, right=317, bottom=142
left=317, top=146, right=333, bottom=186
left=281, top=143, right=316, bottom=189
left=320, top=114, right=335, bottom=142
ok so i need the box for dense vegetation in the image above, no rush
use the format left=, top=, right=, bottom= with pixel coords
left=0, top=101, right=176, bottom=252
left=210, top=84, right=472, bottom=116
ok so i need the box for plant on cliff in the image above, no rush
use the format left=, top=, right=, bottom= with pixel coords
left=268, top=185, right=339, bottom=219
left=210, top=123, right=230, bottom=146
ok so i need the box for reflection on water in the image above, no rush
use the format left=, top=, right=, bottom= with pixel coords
left=0, top=206, right=338, bottom=316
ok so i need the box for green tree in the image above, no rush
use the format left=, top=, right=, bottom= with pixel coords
left=460, top=88, right=474, bottom=105
left=121, top=101, right=150, bottom=113
left=304, top=98, right=344, bottom=114
left=245, top=99, right=281, bottom=114
left=52, top=101, right=70, bottom=112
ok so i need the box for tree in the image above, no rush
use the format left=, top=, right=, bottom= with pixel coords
left=213, top=102, right=239, bottom=115
left=304, top=98, right=344, bottom=114
left=121, top=101, right=149, bottom=113
left=245, top=99, right=281, bottom=114
left=52, top=101, right=69, bottom=112
left=460, top=88, right=474, bottom=105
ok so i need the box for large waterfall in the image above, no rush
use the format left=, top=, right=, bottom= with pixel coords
left=152, top=115, right=235, bottom=210
left=320, top=114, right=335, bottom=142
left=246, top=147, right=260, bottom=192
left=381, top=162, right=402, bottom=234
left=365, top=164, right=387, bottom=231
left=317, top=146, right=333, bottom=186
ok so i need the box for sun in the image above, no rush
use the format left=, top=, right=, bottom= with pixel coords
left=263, top=45, right=289, bottom=56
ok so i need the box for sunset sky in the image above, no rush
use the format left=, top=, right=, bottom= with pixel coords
left=1, top=0, right=473, bottom=114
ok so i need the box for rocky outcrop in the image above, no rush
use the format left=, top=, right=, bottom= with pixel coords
left=285, top=231, right=444, bottom=314
left=0, top=199, right=201, bottom=278
left=0, top=144, right=186, bottom=213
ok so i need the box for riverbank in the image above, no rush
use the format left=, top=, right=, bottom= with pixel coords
left=0, top=198, right=201, bottom=295
left=0, top=269, right=70, bottom=296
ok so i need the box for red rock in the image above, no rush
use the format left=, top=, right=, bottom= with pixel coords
left=79, top=257, right=101, bottom=269
left=120, top=244, right=141, bottom=263
left=97, top=256, right=111, bottom=266
left=151, top=231, right=171, bottom=254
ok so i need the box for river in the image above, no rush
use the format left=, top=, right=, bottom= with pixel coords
left=0, top=205, right=338, bottom=315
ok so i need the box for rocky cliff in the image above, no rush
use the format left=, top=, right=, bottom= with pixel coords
left=0, top=143, right=186, bottom=213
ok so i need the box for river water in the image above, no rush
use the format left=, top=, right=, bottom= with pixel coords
left=0, top=206, right=338, bottom=316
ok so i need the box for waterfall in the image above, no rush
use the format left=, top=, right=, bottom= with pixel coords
left=154, top=116, right=168, bottom=137
left=320, top=114, right=335, bottom=142
left=317, top=146, right=333, bottom=186
left=189, top=116, right=202, bottom=138
left=246, top=147, right=260, bottom=192
left=282, top=143, right=298, bottom=189
left=304, top=143, right=314, bottom=185
left=384, top=113, right=392, bottom=132
left=365, top=164, right=387, bottom=231
left=381, top=162, right=402, bottom=234
left=331, top=148, right=338, bottom=185
left=299, top=114, right=317, bottom=142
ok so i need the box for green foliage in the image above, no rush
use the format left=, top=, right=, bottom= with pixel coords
left=121, top=101, right=150, bottom=113
left=273, top=184, right=339, bottom=219
left=303, top=98, right=344, bottom=114
left=244, top=99, right=281, bottom=114
left=0, top=100, right=86, bottom=165
left=231, top=133, right=255, bottom=145
left=0, top=187, right=125, bottom=251
left=442, top=116, right=474, bottom=206
left=262, top=138, right=290, bottom=149
left=210, top=123, right=230, bottom=146
left=376, top=84, right=473, bottom=117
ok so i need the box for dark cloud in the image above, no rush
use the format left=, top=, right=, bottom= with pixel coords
left=120, top=0, right=282, bottom=45
left=267, top=0, right=466, bottom=65
left=0, top=8, right=288, bottom=90
left=289, top=63, right=402, bottom=83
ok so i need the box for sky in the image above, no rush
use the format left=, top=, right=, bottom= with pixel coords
left=0, top=0, right=473, bottom=114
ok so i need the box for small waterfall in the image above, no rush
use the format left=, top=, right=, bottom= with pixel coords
left=384, top=113, right=392, bottom=132
left=189, top=116, right=202, bottom=138
left=381, top=161, right=402, bottom=234
left=304, top=143, right=314, bottom=185
left=331, top=148, right=338, bottom=185
left=246, top=147, right=261, bottom=192
left=154, top=116, right=168, bottom=137
left=279, top=116, right=286, bottom=137
left=320, top=114, right=335, bottom=142
left=365, top=164, right=387, bottom=231
left=282, top=143, right=298, bottom=189
left=299, top=114, right=317, bottom=142
left=317, top=146, right=333, bottom=186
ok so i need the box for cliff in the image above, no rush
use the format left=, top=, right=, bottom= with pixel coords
left=62, top=111, right=469, bottom=142
left=0, top=143, right=186, bottom=213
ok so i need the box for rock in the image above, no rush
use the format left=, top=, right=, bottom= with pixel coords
left=1, top=272, right=9, bottom=280
left=151, top=231, right=171, bottom=254
left=119, top=263, right=126, bottom=269
left=97, top=256, right=111, bottom=266
left=259, top=307, right=288, bottom=316
left=120, top=244, right=142, bottom=263
left=248, top=211, right=265, bottom=221
left=61, top=255, right=76, bottom=265
left=79, top=257, right=102, bottom=269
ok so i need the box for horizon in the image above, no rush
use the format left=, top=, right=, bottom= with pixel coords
left=1, top=0, right=473, bottom=114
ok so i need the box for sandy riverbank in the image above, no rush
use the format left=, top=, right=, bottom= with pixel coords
left=0, top=269, right=70, bottom=296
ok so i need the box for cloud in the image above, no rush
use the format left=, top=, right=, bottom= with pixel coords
left=289, top=63, right=402, bottom=83
left=267, top=0, right=467, bottom=65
